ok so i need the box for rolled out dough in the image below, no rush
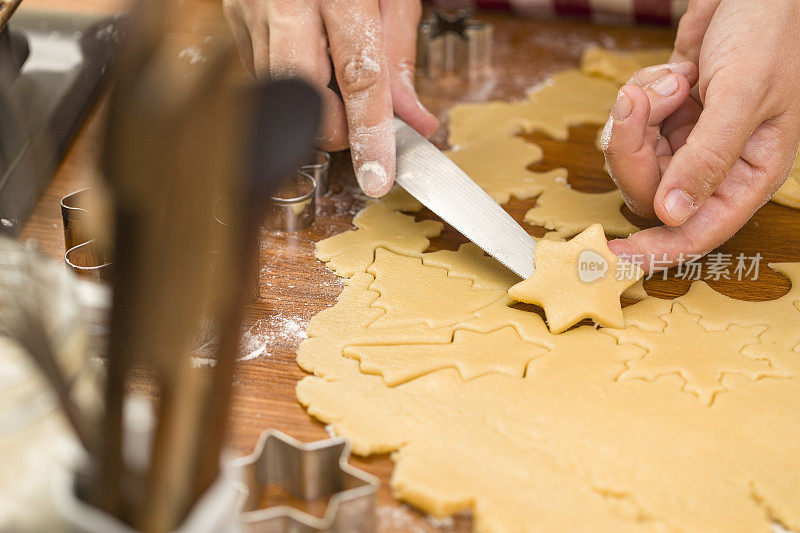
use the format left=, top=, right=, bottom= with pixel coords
left=446, top=53, right=648, bottom=239
left=298, top=48, right=800, bottom=532
left=581, top=47, right=673, bottom=85
left=303, top=202, right=800, bottom=530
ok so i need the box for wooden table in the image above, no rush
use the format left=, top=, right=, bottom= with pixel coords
left=19, top=1, right=800, bottom=530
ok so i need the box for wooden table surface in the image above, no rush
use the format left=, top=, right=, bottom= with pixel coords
left=18, top=1, right=800, bottom=530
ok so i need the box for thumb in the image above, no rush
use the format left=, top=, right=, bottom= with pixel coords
left=653, top=82, right=764, bottom=226
left=380, top=0, right=439, bottom=137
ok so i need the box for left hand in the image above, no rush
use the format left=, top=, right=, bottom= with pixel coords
left=222, top=0, right=439, bottom=198
left=602, top=0, right=800, bottom=272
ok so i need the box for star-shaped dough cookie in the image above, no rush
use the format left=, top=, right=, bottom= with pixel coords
left=508, top=224, right=642, bottom=333
left=604, top=303, right=781, bottom=406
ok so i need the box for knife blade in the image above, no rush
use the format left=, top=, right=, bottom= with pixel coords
left=393, top=118, right=535, bottom=279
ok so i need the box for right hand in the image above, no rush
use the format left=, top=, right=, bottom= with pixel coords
left=602, top=0, right=800, bottom=272
left=223, top=0, right=440, bottom=197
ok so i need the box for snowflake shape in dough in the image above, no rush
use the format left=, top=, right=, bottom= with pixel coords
left=606, top=303, right=784, bottom=406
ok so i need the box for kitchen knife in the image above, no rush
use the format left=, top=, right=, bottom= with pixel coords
left=393, top=118, right=536, bottom=279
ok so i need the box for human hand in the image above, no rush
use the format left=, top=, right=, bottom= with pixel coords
left=601, top=0, right=800, bottom=272
left=223, top=0, right=439, bottom=197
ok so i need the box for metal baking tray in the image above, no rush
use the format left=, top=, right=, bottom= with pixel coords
left=0, top=8, right=118, bottom=235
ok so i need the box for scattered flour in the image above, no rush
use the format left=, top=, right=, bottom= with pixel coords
left=179, top=46, right=207, bottom=65
left=377, top=505, right=427, bottom=533
left=349, top=119, right=393, bottom=168
left=377, top=504, right=461, bottom=532
left=94, top=23, right=117, bottom=42
left=598, top=33, right=617, bottom=49
left=356, top=161, right=389, bottom=197
left=525, top=76, right=555, bottom=95
left=427, top=515, right=455, bottom=528
left=191, top=356, right=217, bottom=368
left=237, top=314, right=309, bottom=362
left=600, top=114, right=614, bottom=152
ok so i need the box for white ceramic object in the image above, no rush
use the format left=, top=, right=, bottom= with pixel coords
left=52, top=460, right=242, bottom=533
left=0, top=336, right=75, bottom=532
left=52, top=397, right=243, bottom=533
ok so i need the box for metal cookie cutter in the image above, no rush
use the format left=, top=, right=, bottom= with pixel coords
left=266, top=169, right=316, bottom=232
left=299, top=150, right=331, bottom=200
left=417, top=10, right=493, bottom=79
left=61, top=188, right=112, bottom=281
left=234, top=429, right=379, bottom=533
left=212, top=194, right=260, bottom=304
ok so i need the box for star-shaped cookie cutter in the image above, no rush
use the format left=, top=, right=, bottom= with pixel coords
left=233, top=429, right=379, bottom=532
left=417, top=9, right=493, bottom=79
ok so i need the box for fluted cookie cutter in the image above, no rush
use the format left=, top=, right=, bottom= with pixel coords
left=417, top=9, right=493, bottom=79
left=266, top=169, right=316, bottom=232
left=61, top=188, right=112, bottom=281
left=234, top=429, right=379, bottom=533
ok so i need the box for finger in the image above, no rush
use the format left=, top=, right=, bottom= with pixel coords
left=628, top=61, right=700, bottom=107
left=323, top=0, right=395, bottom=197
left=380, top=0, right=439, bottom=137
left=602, top=86, right=658, bottom=216
left=242, top=9, right=270, bottom=77
left=607, top=158, right=777, bottom=273
left=267, top=3, right=349, bottom=151
left=661, top=97, right=703, bottom=150
left=642, top=73, right=694, bottom=125
left=670, top=0, right=721, bottom=64
left=627, top=61, right=697, bottom=88
left=653, top=80, right=767, bottom=226
left=603, top=74, right=692, bottom=216
left=222, top=0, right=255, bottom=75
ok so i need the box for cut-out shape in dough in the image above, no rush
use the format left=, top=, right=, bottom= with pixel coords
left=581, top=47, right=672, bottom=85
left=380, top=186, right=423, bottom=213
left=524, top=186, right=639, bottom=239
left=422, top=243, right=520, bottom=291
left=315, top=202, right=442, bottom=277
left=509, top=224, right=643, bottom=333
left=621, top=278, right=647, bottom=301
left=306, top=271, right=382, bottom=339
left=448, top=70, right=620, bottom=146
left=672, top=263, right=800, bottom=376
left=367, top=248, right=507, bottom=329
left=343, top=326, right=548, bottom=385
left=604, top=303, right=785, bottom=406
left=446, top=135, right=568, bottom=204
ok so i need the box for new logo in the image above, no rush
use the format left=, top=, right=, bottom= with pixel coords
left=578, top=249, right=608, bottom=283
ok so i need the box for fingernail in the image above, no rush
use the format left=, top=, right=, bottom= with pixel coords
left=611, top=91, right=633, bottom=121
left=649, top=75, right=679, bottom=96
left=663, top=188, right=694, bottom=224
left=356, top=162, right=389, bottom=197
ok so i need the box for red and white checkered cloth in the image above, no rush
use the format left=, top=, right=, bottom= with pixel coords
left=449, top=0, right=689, bottom=25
